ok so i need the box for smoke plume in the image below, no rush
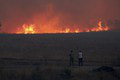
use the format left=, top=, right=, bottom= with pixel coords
left=0, top=0, right=120, bottom=33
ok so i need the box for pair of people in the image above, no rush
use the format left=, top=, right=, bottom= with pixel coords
left=69, top=50, right=83, bottom=66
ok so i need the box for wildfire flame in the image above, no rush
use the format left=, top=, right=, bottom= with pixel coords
left=23, top=24, right=35, bottom=34
left=65, top=28, right=70, bottom=33
left=87, top=21, right=109, bottom=32
left=17, top=24, right=36, bottom=34
left=16, top=21, right=109, bottom=34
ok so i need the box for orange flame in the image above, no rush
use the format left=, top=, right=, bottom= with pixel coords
left=63, top=28, right=81, bottom=33
left=16, top=21, right=109, bottom=34
left=65, top=28, right=70, bottom=33
left=17, top=24, right=36, bottom=34
left=23, top=24, right=35, bottom=34
left=87, top=21, right=109, bottom=32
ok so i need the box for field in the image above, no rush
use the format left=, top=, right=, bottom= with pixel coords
left=0, top=31, right=120, bottom=80
left=0, top=31, right=120, bottom=66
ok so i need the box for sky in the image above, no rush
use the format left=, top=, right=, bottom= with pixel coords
left=0, top=0, right=120, bottom=33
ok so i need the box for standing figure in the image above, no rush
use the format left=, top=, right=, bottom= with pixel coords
left=78, top=50, right=83, bottom=66
left=69, top=50, right=74, bottom=66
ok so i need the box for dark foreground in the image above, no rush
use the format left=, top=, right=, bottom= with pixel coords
left=0, top=31, right=120, bottom=66
left=0, top=31, right=120, bottom=80
left=0, top=66, right=120, bottom=80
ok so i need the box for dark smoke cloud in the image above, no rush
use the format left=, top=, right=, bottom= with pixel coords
left=0, top=0, right=120, bottom=33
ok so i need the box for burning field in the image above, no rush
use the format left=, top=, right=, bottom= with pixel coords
left=16, top=21, right=109, bottom=34
left=0, top=0, right=120, bottom=80
left=0, top=0, right=120, bottom=34
left=0, top=0, right=120, bottom=72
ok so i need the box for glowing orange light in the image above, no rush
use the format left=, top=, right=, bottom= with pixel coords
left=16, top=21, right=109, bottom=34
left=65, top=28, right=70, bottom=33
left=75, top=29, right=80, bottom=33
left=86, top=21, right=109, bottom=32
left=22, top=24, right=35, bottom=34
left=16, top=24, right=36, bottom=34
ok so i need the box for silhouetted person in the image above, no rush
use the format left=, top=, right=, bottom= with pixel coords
left=69, top=50, right=74, bottom=66
left=78, top=50, right=83, bottom=66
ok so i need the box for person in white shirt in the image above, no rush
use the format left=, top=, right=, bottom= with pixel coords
left=78, top=50, right=83, bottom=66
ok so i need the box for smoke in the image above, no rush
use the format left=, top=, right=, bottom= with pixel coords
left=0, top=0, right=120, bottom=33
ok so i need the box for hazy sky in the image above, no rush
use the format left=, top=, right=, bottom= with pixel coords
left=0, top=0, right=120, bottom=33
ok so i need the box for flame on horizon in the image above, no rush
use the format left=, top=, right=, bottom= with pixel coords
left=17, top=24, right=36, bottom=34
left=16, top=21, right=109, bottom=34
left=86, top=21, right=109, bottom=32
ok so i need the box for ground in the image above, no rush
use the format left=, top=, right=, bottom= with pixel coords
left=0, top=31, right=120, bottom=80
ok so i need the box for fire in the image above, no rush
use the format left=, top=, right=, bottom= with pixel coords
left=75, top=29, right=79, bottom=33
left=17, top=24, right=36, bottom=34
left=23, top=24, right=35, bottom=34
left=63, top=28, right=81, bottom=33
left=16, top=21, right=109, bottom=34
left=65, top=28, right=70, bottom=33
left=87, top=21, right=109, bottom=32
